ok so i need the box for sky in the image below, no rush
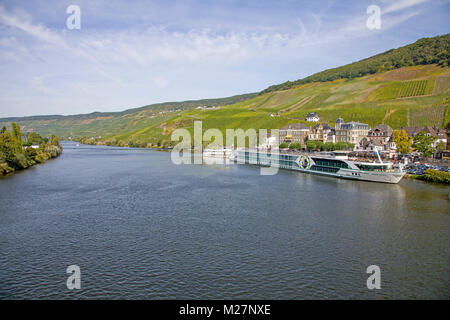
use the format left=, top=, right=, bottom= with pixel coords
left=0, top=0, right=449, bottom=118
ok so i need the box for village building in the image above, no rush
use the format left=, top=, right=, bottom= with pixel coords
left=335, top=118, right=344, bottom=130
left=326, top=128, right=336, bottom=144
left=359, top=124, right=396, bottom=151
left=306, top=112, right=320, bottom=122
left=335, top=119, right=370, bottom=144
left=308, top=123, right=333, bottom=143
left=279, top=123, right=310, bottom=144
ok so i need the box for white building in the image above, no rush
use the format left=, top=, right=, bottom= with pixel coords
left=259, top=136, right=279, bottom=149
left=306, top=112, right=320, bottom=122
left=335, top=119, right=370, bottom=144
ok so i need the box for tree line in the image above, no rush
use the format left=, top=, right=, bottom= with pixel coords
left=394, top=130, right=446, bottom=157
left=0, top=123, right=62, bottom=176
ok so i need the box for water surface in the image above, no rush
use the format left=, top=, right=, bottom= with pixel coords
left=0, top=142, right=449, bottom=299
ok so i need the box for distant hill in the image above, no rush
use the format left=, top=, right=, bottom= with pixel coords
left=261, top=34, right=449, bottom=94
left=0, top=93, right=257, bottom=137
left=0, top=93, right=257, bottom=123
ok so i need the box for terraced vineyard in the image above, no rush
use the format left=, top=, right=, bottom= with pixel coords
left=397, top=80, right=435, bottom=98
left=408, top=105, right=448, bottom=127
left=434, top=76, right=449, bottom=94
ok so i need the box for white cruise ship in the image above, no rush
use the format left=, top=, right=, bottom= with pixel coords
left=232, top=149, right=406, bottom=184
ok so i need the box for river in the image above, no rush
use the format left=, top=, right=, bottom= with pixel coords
left=0, top=141, right=448, bottom=299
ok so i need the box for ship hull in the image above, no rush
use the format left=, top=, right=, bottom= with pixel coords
left=233, top=150, right=405, bottom=184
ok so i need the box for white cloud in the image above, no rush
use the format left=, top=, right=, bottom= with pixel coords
left=0, top=3, right=431, bottom=71
left=0, top=5, right=66, bottom=47
left=383, top=0, right=429, bottom=14
left=29, top=76, right=55, bottom=95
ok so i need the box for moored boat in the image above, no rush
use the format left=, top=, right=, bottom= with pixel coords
left=232, top=149, right=405, bottom=184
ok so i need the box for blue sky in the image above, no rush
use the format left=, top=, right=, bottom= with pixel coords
left=0, top=0, right=449, bottom=117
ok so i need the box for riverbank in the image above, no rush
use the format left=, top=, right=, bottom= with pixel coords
left=0, top=144, right=63, bottom=177
left=72, top=136, right=176, bottom=149
left=0, top=123, right=63, bottom=177
left=407, top=169, right=450, bottom=185
left=73, top=139, right=450, bottom=185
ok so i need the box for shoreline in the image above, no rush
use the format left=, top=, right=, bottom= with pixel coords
left=72, top=141, right=450, bottom=185
left=0, top=146, right=63, bottom=177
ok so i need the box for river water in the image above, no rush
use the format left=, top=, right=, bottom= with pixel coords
left=0, top=141, right=448, bottom=299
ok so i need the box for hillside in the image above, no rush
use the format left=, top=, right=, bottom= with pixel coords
left=0, top=93, right=257, bottom=137
left=261, top=34, right=449, bottom=94
left=102, top=64, right=448, bottom=148
left=1, top=35, right=449, bottom=148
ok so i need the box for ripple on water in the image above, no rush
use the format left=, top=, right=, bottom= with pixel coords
left=0, top=142, right=449, bottom=299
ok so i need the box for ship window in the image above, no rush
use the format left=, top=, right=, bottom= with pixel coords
left=313, top=158, right=350, bottom=169
left=355, top=164, right=386, bottom=171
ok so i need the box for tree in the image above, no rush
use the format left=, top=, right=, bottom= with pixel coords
left=289, top=142, right=302, bottom=150
left=0, top=129, right=29, bottom=169
left=306, top=141, right=317, bottom=151
left=0, top=130, right=15, bottom=162
left=1, top=126, right=6, bottom=134
left=334, top=142, right=347, bottom=150
left=50, top=135, right=61, bottom=146
left=316, top=141, right=325, bottom=151
left=413, top=132, right=436, bottom=158
left=436, top=141, right=446, bottom=151
left=11, top=122, right=21, bottom=142
left=27, top=132, right=44, bottom=145
left=323, top=142, right=335, bottom=151
left=394, top=130, right=413, bottom=154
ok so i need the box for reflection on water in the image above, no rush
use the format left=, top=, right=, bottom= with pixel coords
left=0, top=141, right=448, bottom=299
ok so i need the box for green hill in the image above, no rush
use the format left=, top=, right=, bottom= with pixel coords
left=0, top=93, right=256, bottom=138
left=1, top=34, right=449, bottom=148
left=110, top=64, right=448, bottom=148
left=261, top=34, right=449, bottom=94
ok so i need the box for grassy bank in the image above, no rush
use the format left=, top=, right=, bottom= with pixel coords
left=408, top=169, right=450, bottom=185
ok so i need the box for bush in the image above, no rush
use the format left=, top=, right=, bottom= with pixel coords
left=279, top=142, right=289, bottom=149
left=11, top=152, right=30, bottom=169
left=306, top=141, right=317, bottom=150
left=0, top=161, right=14, bottom=175
left=35, top=151, right=50, bottom=163
left=316, top=141, right=325, bottom=151
left=289, top=142, right=302, bottom=150
left=27, top=132, right=44, bottom=145
left=323, top=142, right=335, bottom=151
left=418, top=169, right=450, bottom=184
